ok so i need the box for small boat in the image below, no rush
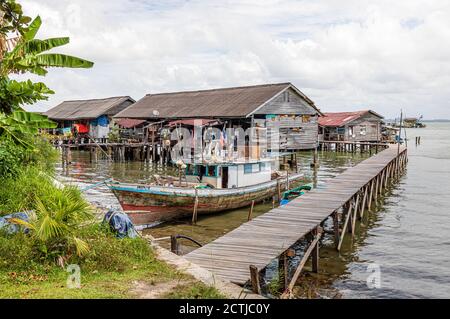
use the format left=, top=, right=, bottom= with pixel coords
left=107, top=158, right=303, bottom=225
left=279, top=183, right=313, bottom=206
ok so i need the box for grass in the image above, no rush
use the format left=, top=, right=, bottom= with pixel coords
left=163, top=282, right=226, bottom=299
left=0, top=243, right=224, bottom=299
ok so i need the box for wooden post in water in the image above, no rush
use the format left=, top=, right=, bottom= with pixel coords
left=249, top=265, right=261, bottom=294
left=398, top=109, right=403, bottom=156
left=192, top=189, right=199, bottom=225
left=248, top=200, right=255, bottom=221
left=311, top=228, right=320, bottom=273
left=332, top=211, right=340, bottom=249
left=278, top=251, right=288, bottom=291
left=170, top=235, right=179, bottom=255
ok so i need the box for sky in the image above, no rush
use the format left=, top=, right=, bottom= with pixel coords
left=17, top=0, right=450, bottom=119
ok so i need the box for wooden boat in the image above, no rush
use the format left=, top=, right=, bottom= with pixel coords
left=107, top=159, right=303, bottom=225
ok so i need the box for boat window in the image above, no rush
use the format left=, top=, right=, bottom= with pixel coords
left=244, top=164, right=253, bottom=174
left=302, top=115, right=310, bottom=123
left=207, top=166, right=217, bottom=177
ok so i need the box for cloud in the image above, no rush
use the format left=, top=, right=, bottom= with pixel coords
left=16, top=0, right=450, bottom=119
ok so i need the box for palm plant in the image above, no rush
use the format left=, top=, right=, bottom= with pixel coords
left=11, top=186, right=94, bottom=257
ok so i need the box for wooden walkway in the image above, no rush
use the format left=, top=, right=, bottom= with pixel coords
left=185, top=145, right=408, bottom=288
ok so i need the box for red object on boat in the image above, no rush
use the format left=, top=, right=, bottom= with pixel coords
left=73, top=123, right=89, bottom=133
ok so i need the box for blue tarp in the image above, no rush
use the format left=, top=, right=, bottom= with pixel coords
left=0, top=212, right=29, bottom=234
left=91, top=115, right=109, bottom=127
left=102, top=209, right=138, bottom=239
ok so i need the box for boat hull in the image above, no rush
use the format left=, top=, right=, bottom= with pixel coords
left=108, top=174, right=303, bottom=225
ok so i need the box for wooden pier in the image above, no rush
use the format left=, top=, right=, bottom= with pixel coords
left=184, top=145, right=408, bottom=296
left=59, top=142, right=171, bottom=164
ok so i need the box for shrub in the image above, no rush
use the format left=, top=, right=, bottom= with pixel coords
left=0, top=138, right=24, bottom=178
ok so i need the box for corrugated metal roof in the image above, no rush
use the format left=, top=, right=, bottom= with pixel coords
left=114, top=83, right=318, bottom=119
left=115, top=118, right=147, bottom=128
left=44, top=96, right=135, bottom=120
left=318, top=110, right=383, bottom=127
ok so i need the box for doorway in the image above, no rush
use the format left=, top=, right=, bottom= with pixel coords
left=222, top=167, right=228, bottom=188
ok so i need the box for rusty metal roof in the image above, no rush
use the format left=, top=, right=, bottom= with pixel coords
left=318, top=110, right=383, bottom=127
left=115, top=118, right=147, bottom=128
left=44, top=96, right=135, bottom=120
left=114, top=83, right=319, bottom=119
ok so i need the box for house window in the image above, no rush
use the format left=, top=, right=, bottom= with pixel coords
left=244, top=164, right=253, bottom=174
left=302, top=115, right=311, bottom=123
left=348, top=126, right=354, bottom=136
left=360, top=126, right=367, bottom=136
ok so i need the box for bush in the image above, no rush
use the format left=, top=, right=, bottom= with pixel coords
left=0, top=166, right=56, bottom=214
left=74, top=224, right=154, bottom=272
left=0, top=139, right=24, bottom=178
left=0, top=232, right=41, bottom=271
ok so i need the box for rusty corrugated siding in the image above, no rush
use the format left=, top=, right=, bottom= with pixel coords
left=44, top=96, right=135, bottom=120
left=114, top=83, right=298, bottom=119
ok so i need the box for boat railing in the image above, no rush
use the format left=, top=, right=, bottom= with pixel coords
left=170, top=234, right=203, bottom=255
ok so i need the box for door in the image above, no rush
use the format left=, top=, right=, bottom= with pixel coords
left=222, top=167, right=229, bottom=189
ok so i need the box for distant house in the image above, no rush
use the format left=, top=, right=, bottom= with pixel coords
left=318, top=110, right=384, bottom=142
left=44, top=96, right=135, bottom=141
left=114, top=83, right=323, bottom=151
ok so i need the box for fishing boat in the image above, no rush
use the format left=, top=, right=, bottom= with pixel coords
left=107, top=158, right=303, bottom=225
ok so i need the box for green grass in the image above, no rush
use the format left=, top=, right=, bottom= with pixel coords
left=163, top=282, right=226, bottom=299
left=0, top=245, right=224, bottom=299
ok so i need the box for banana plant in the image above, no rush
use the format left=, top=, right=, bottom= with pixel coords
left=1, top=14, right=93, bottom=115
left=1, top=16, right=93, bottom=77
left=0, top=110, right=56, bottom=146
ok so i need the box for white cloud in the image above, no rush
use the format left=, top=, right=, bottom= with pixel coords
left=16, top=0, right=450, bottom=119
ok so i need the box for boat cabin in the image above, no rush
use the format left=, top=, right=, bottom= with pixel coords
left=185, top=159, right=274, bottom=189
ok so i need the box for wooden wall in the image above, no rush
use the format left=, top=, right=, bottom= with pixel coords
left=252, top=88, right=319, bottom=150
left=344, top=113, right=382, bottom=142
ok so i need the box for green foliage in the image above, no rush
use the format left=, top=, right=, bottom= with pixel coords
left=0, top=110, right=56, bottom=146
left=0, top=231, right=42, bottom=271
left=1, top=9, right=94, bottom=115
left=73, top=225, right=156, bottom=272
left=0, top=133, right=57, bottom=179
left=0, top=0, right=31, bottom=36
left=9, top=184, right=94, bottom=257
left=0, top=78, right=54, bottom=114
left=0, top=137, right=23, bottom=178
left=163, top=283, right=226, bottom=299
left=107, top=125, right=120, bottom=142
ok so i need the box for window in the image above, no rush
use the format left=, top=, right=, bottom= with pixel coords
left=360, top=126, right=367, bottom=136
left=207, top=166, right=217, bottom=177
left=260, top=162, right=270, bottom=171
left=302, top=115, right=311, bottom=123
left=348, top=126, right=354, bottom=136
left=244, top=164, right=253, bottom=174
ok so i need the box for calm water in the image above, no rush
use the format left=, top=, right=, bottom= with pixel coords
left=56, top=122, right=450, bottom=298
